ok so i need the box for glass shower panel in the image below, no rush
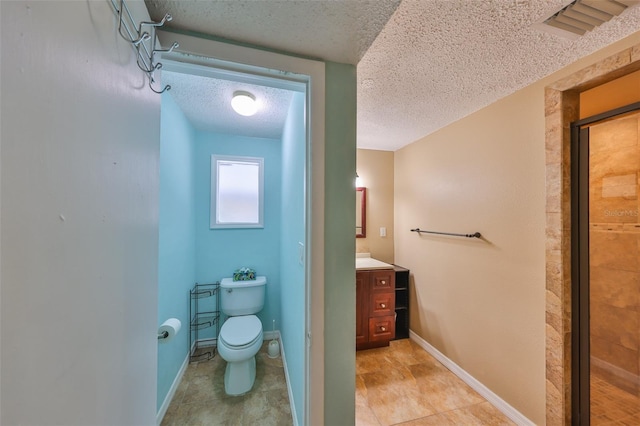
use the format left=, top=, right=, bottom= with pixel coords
left=588, top=112, right=640, bottom=422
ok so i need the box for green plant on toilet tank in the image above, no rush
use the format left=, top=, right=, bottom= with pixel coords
left=233, top=267, right=256, bottom=281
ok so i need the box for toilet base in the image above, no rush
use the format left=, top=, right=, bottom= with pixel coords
left=224, top=356, right=256, bottom=396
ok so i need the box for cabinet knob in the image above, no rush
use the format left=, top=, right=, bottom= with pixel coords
left=381, top=280, right=386, bottom=285
left=380, top=327, right=386, bottom=332
left=380, top=303, right=386, bottom=308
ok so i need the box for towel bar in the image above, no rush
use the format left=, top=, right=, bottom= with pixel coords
left=410, top=228, right=481, bottom=238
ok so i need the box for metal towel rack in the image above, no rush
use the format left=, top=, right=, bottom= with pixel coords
left=109, top=0, right=179, bottom=94
left=411, top=228, right=482, bottom=239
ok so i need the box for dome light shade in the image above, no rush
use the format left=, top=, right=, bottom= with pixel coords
left=231, top=91, right=257, bottom=116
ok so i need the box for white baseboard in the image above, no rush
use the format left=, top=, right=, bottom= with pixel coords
left=409, top=330, right=534, bottom=426
left=276, top=331, right=299, bottom=426
left=156, top=344, right=192, bottom=426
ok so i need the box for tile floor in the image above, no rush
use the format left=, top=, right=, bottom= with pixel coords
left=356, top=339, right=515, bottom=426
left=163, top=338, right=515, bottom=426
left=590, top=373, right=640, bottom=425
left=161, top=342, right=292, bottom=426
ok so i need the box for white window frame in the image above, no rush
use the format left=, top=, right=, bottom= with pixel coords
left=210, top=155, right=264, bottom=229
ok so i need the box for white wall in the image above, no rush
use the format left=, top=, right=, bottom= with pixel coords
left=1, top=2, right=160, bottom=424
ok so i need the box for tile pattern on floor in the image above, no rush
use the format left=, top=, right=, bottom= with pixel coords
left=356, top=339, right=515, bottom=426
left=590, top=373, right=640, bottom=425
left=161, top=342, right=292, bottom=426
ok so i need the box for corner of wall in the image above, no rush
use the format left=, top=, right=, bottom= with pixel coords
left=324, top=61, right=357, bottom=425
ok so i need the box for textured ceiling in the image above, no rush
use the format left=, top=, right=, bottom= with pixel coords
left=146, top=0, right=402, bottom=64
left=163, top=71, right=294, bottom=139
left=148, top=0, right=400, bottom=140
left=358, top=0, right=640, bottom=150
left=147, top=0, right=640, bottom=151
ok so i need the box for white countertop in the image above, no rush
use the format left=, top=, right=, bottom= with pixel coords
left=355, top=257, right=394, bottom=270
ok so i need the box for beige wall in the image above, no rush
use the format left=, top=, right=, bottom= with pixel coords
left=356, top=149, right=394, bottom=263
left=394, top=31, right=640, bottom=425
left=580, top=69, right=640, bottom=118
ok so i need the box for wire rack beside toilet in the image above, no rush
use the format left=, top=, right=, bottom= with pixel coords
left=189, top=282, right=220, bottom=362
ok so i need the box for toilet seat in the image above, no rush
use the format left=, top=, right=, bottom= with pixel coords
left=220, top=315, right=262, bottom=349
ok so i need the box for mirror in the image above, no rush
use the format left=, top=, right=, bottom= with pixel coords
left=356, top=187, right=366, bottom=238
left=210, top=155, right=264, bottom=229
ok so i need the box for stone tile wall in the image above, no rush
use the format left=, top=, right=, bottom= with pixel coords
left=588, top=115, right=640, bottom=396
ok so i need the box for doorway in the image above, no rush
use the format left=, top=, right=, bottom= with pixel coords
left=571, top=103, right=640, bottom=425
left=155, top=30, right=327, bottom=425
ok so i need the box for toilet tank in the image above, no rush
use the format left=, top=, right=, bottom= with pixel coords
left=220, top=276, right=266, bottom=316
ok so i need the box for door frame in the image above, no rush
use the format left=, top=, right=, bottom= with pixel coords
left=570, top=102, right=640, bottom=424
left=156, top=30, right=326, bottom=425
left=545, top=43, right=640, bottom=425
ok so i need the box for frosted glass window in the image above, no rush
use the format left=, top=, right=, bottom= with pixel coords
left=211, top=155, right=264, bottom=228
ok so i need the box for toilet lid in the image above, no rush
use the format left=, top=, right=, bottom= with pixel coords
left=220, top=315, right=262, bottom=347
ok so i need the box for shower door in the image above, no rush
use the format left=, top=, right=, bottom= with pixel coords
left=572, top=104, right=640, bottom=425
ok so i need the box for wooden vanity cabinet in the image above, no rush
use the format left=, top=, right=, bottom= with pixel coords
left=356, top=269, right=395, bottom=350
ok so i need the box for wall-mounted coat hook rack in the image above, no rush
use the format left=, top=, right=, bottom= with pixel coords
left=410, top=228, right=482, bottom=239
left=110, top=0, right=179, bottom=94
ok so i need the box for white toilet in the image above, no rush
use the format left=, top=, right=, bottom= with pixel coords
left=217, top=276, right=266, bottom=396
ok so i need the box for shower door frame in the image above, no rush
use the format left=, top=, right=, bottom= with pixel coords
left=570, top=102, right=640, bottom=425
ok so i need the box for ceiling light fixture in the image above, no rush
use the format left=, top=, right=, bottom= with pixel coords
left=231, top=91, right=257, bottom=116
left=539, top=0, right=639, bottom=39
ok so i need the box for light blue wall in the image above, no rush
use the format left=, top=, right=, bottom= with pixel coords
left=194, top=131, right=282, bottom=336
left=324, top=61, right=357, bottom=424
left=279, top=92, right=306, bottom=425
left=157, top=93, right=196, bottom=410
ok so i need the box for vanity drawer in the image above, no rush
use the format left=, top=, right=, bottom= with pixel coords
left=368, top=316, right=395, bottom=342
left=371, top=270, right=394, bottom=292
left=370, top=291, right=395, bottom=317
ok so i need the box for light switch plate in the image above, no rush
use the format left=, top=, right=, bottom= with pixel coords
left=298, top=242, right=304, bottom=266
left=380, top=227, right=386, bottom=237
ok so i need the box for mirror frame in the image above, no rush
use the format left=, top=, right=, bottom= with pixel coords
left=356, top=187, right=366, bottom=238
